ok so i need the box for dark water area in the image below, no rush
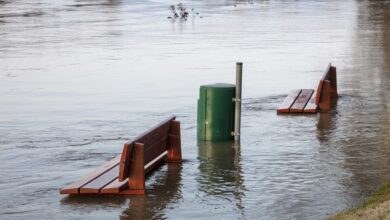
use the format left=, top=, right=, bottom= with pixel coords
left=1, top=0, right=390, bottom=219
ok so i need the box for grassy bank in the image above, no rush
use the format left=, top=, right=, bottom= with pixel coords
left=329, top=180, right=390, bottom=220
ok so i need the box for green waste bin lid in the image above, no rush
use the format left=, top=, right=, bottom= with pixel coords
left=200, top=83, right=235, bottom=89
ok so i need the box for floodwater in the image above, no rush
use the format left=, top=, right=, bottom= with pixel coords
left=0, top=0, right=389, bottom=219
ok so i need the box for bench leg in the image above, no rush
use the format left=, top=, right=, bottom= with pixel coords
left=167, top=120, right=182, bottom=162
left=319, top=80, right=331, bottom=112
left=127, top=142, right=145, bottom=192
left=329, top=66, right=338, bottom=99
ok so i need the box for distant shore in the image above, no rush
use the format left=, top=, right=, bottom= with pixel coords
left=329, top=180, right=390, bottom=220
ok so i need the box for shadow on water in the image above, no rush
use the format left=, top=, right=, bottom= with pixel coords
left=316, top=98, right=338, bottom=143
left=60, top=163, right=183, bottom=220
left=60, top=195, right=127, bottom=210
left=0, top=11, right=45, bottom=19
left=324, top=0, right=390, bottom=206
left=120, top=163, right=183, bottom=220
left=3, top=0, right=390, bottom=219
left=197, top=141, right=246, bottom=214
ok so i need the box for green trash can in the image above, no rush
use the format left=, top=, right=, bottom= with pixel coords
left=197, top=83, right=235, bottom=141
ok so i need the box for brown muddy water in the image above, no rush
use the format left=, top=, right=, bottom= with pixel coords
left=1, top=0, right=390, bottom=219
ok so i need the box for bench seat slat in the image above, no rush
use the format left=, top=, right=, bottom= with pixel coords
left=100, top=178, right=128, bottom=194
left=277, top=89, right=302, bottom=113
left=290, top=89, right=314, bottom=113
left=79, top=164, right=120, bottom=194
left=59, top=154, right=121, bottom=194
left=303, top=90, right=318, bottom=113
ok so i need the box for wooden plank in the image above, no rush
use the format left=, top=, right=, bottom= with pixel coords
left=128, top=143, right=145, bottom=190
left=169, top=120, right=180, bottom=136
left=167, top=134, right=182, bottom=162
left=61, top=117, right=182, bottom=196
left=79, top=164, right=119, bottom=194
left=316, top=63, right=332, bottom=104
left=97, top=188, right=145, bottom=195
left=144, top=150, right=168, bottom=174
left=319, top=80, right=331, bottom=112
left=290, top=89, right=314, bottom=113
left=133, top=116, right=174, bottom=147
left=119, top=142, right=133, bottom=181
left=167, top=121, right=182, bottom=162
left=144, top=136, right=168, bottom=165
left=329, top=66, right=338, bottom=98
left=315, top=80, right=324, bottom=104
left=303, top=90, right=318, bottom=113
left=119, top=117, right=174, bottom=180
left=277, top=89, right=302, bottom=113
left=59, top=154, right=121, bottom=194
left=100, top=178, right=128, bottom=194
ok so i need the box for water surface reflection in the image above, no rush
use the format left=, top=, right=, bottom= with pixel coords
left=334, top=0, right=390, bottom=204
left=1, top=0, right=390, bottom=219
left=121, top=163, right=183, bottom=220
left=197, top=141, right=245, bottom=214
left=60, top=163, right=183, bottom=220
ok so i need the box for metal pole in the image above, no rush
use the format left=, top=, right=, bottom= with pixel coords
left=234, top=62, right=242, bottom=141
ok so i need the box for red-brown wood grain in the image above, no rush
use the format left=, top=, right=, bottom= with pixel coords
left=59, top=155, right=120, bottom=194
left=290, top=89, right=314, bottom=113
left=329, top=66, right=338, bottom=98
left=319, top=80, right=331, bottom=112
left=100, top=178, right=128, bottom=194
left=60, top=117, right=182, bottom=196
left=79, top=165, right=119, bottom=194
left=277, top=63, right=337, bottom=114
left=127, top=143, right=145, bottom=190
left=167, top=120, right=182, bottom=162
left=303, top=91, right=318, bottom=113
left=277, top=89, right=301, bottom=113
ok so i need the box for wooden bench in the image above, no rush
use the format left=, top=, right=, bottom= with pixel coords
left=277, top=63, right=338, bottom=113
left=59, top=116, right=182, bottom=195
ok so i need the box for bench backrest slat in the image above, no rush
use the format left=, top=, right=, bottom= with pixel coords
left=144, top=136, right=169, bottom=165
left=118, top=116, right=176, bottom=181
left=133, top=117, right=174, bottom=148
left=315, top=63, right=332, bottom=104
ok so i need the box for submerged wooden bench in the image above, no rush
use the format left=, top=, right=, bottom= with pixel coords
left=277, top=63, right=338, bottom=114
left=60, top=116, right=182, bottom=195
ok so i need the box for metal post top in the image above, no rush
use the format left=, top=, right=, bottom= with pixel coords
left=234, top=62, right=242, bottom=142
